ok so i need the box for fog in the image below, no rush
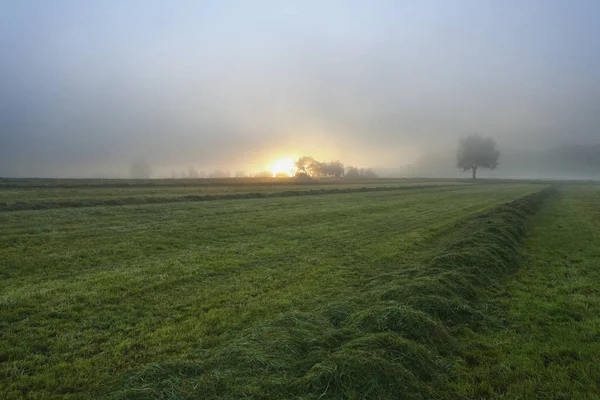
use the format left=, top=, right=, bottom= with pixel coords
left=1, top=1, right=599, bottom=178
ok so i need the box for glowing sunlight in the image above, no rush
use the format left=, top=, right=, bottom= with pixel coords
left=267, top=157, right=296, bottom=177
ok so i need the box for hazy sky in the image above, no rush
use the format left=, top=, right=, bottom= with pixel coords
left=1, top=0, right=599, bottom=177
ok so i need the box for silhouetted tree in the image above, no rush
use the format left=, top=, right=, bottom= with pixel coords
left=295, top=157, right=345, bottom=177
left=130, top=159, right=151, bottom=179
left=295, top=171, right=310, bottom=178
left=332, top=161, right=344, bottom=177
left=295, top=156, right=319, bottom=177
left=457, top=134, right=500, bottom=179
left=318, top=161, right=344, bottom=177
left=309, top=161, right=324, bottom=177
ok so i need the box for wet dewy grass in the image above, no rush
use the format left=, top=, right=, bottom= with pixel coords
left=102, top=187, right=555, bottom=399
left=0, top=183, right=466, bottom=212
left=0, top=177, right=461, bottom=190
left=347, top=305, right=455, bottom=353
left=0, top=183, right=551, bottom=398
left=0, top=177, right=472, bottom=211
left=444, top=186, right=600, bottom=399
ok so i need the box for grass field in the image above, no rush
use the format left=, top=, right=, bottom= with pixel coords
left=0, top=178, right=472, bottom=211
left=445, top=185, right=600, bottom=399
left=1, top=179, right=599, bottom=399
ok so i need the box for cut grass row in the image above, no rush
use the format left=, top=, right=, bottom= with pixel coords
left=0, top=184, right=544, bottom=399
left=102, top=186, right=556, bottom=399
left=0, top=183, right=471, bottom=212
left=0, top=177, right=463, bottom=190
left=444, top=186, right=600, bottom=399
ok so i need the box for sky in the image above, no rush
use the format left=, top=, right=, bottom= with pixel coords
left=1, top=0, right=599, bottom=177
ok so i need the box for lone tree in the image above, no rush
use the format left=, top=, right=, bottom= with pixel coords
left=457, top=134, right=499, bottom=179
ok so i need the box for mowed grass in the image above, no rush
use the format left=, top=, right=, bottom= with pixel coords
left=0, top=177, right=464, bottom=190
left=0, top=183, right=543, bottom=398
left=444, top=185, right=600, bottom=399
left=0, top=178, right=471, bottom=211
left=0, top=178, right=467, bottom=203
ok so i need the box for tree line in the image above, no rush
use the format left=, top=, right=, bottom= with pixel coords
left=131, top=134, right=501, bottom=180
left=294, top=156, right=378, bottom=179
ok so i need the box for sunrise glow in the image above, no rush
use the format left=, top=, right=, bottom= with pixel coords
left=268, top=157, right=296, bottom=177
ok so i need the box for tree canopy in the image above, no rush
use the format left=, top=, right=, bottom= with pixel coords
left=457, top=134, right=499, bottom=179
left=346, top=166, right=378, bottom=179
left=294, top=156, right=319, bottom=177
left=294, top=157, right=344, bottom=177
left=294, top=156, right=377, bottom=179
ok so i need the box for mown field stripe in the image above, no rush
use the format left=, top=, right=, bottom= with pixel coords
left=0, top=184, right=469, bottom=212
left=1, top=185, right=541, bottom=399
left=103, top=187, right=556, bottom=399
left=0, top=178, right=455, bottom=190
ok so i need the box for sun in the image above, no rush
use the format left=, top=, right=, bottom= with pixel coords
left=268, top=157, right=296, bottom=177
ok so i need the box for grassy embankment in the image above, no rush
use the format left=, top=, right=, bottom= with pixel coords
left=0, top=183, right=547, bottom=399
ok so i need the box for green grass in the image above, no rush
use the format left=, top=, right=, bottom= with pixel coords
left=0, top=183, right=546, bottom=399
left=443, top=185, right=600, bottom=399
left=0, top=177, right=475, bottom=211
left=7, top=181, right=600, bottom=399
left=98, top=185, right=553, bottom=399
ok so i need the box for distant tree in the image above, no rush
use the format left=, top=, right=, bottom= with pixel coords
left=234, top=170, right=246, bottom=178
left=294, top=157, right=345, bottom=177
left=295, top=156, right=319, bottom=177
left=309, top=161, right=324, bottom=177
left=457, top=134, right=500, bottom=179
left=345, top=166, right=360, bottom=179
left=275, top=172, right=290, bottom=178
left=362, top=168, right=378, bottom=179
left=294, top=170, right=310, bottom=178
left=317, top=161, right=345, bottom=177
left=312, top=162, right=325, bottom=177
left=330, top=161, right=344, bottom=177
left=130, top=159, right=151, bottom=179
left=170, top=171, right=179, bottom=179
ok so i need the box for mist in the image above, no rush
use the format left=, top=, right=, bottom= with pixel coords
left=1, top=0, right=599, bottom=178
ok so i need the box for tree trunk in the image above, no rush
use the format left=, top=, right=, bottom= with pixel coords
left=472, top=165, right=477, bottom=180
